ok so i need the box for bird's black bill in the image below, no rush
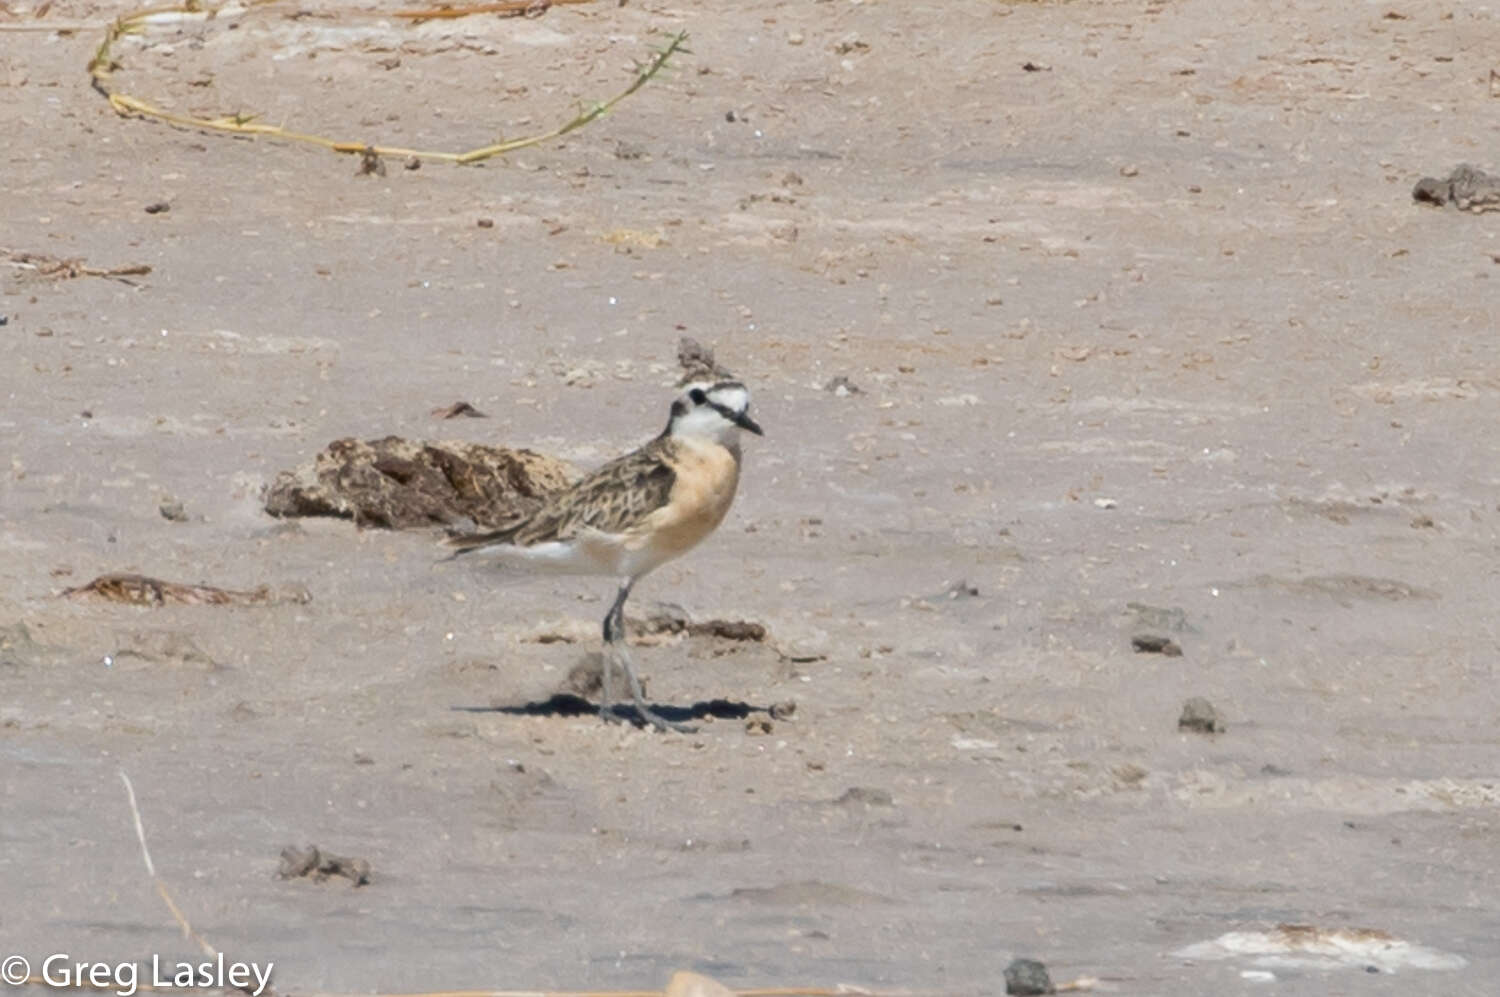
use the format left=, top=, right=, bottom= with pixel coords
left=734, top=410, right=764, bottom=435
left=707, top=398, right=764, bottom=435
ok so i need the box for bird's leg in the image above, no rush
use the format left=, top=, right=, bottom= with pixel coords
left=602, top=577, right=696, bottom=734
left=598, top=647, right=618, bottom=723
left=598, top=580, right=628, bottom=724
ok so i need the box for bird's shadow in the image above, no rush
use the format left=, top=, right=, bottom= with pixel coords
left=453, top=694, right=769, bottom=726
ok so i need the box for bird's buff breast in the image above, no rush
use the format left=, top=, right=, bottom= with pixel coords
left=630, top=439, right=741, bottom=560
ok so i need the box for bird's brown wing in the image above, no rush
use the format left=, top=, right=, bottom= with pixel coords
left=444, top=439, right=677, bottom=553
left=441, top=514, right=530, bottom=554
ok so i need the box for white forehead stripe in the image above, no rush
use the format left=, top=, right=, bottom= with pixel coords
left=707, top=383, right=749, bottom=414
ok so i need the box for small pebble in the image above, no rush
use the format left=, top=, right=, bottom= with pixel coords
left=1004, top=957, right=1054, bottom=995
left=823, top=375, right=862, bottom=396
left=144, top=201, right=170, bottom=214
left=477, top=218, right=495, bottom=228
left=357, top=149, right=385, bottom=177
left=1132, top=633, right=1182, bottom=656
left=1179, top=696, right=1221, bottom=733
left=159, top=498, right=188, bottom=522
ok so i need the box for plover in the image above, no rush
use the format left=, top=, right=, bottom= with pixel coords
left=445, top=380, right=763, bottom=732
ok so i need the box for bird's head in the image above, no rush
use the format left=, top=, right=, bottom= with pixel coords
left=666, top=380, right=764, bottom=444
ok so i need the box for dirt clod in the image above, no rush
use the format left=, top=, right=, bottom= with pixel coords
left=1413, top=163, right=1500, bottom=212
left=62, top=573, right=308, bottom=607
left=431, top=401, right=488, bottom=419
left=527, top=611, right=769, bottom=649
left=635, top=607, right=768, bottom=642
left=677, top=336, right=735, bottom=384
left=1132, top=633, right=1183, bottom=656
left=1179, top=697, right=1221, bottom=734
left=264, top=436, right=575, bottom=529
left=357, top=148, right=386, bottom=177
left=278, top=845, right=371, bottom=886
left=1004, top=957, right=1055, bottom=995
left=694, top=619, right=767, bottom=641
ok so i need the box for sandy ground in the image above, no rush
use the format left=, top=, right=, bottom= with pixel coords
left=3, top=0, right=1500, bottom=994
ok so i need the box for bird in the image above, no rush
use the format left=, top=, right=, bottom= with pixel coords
left=444, top=379, right=763, bottom=732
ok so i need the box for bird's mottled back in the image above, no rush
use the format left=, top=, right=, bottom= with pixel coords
left=511, top=438, right=679, bottom=545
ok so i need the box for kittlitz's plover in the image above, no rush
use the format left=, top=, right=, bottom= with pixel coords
left=445, top=380, right=763, bottom=732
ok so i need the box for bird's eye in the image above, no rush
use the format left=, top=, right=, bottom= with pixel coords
left=689, top=388, right=707, bottom=405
